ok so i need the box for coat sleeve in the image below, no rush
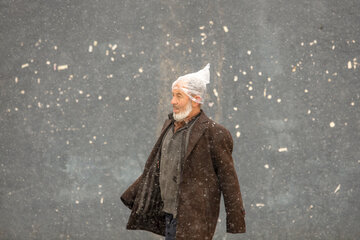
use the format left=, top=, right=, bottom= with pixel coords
left=211, top=126, right=246, bottom=233
left=120, top=174, right=143, bottom=210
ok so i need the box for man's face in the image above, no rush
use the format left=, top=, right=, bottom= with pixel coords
left=171, top=88, right=191, bottom=115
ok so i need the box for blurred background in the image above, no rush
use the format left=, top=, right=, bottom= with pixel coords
left=0, top=0, right=359, bottom=239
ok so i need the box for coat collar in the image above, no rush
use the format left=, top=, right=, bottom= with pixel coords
left=160, top=110, right=210, bottom=160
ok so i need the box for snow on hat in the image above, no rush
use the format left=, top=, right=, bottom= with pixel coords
left=172, top=63, right=210, bottom=104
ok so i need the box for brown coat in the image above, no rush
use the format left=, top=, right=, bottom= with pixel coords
left=121, top=110, right=246, bottom=240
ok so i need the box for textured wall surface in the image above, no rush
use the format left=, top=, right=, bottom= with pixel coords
left=0, top=0, right=359, bottom=239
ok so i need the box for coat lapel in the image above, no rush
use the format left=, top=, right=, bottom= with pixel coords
left=156, top=114, right=173, bottom=145
left=184, top=111, right=209, bottom=160
left=160, top=119, right=172, bottom=136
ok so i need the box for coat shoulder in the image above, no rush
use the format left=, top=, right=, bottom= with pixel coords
left=204, top=117, right=231, bottom=138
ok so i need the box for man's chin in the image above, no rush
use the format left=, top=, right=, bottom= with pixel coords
left=173, top=112, right=187, bottom=121
left=173, top=103, right=192, bottom=121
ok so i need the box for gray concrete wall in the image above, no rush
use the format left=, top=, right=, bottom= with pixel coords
left=0, top=0, right=359, bottom=239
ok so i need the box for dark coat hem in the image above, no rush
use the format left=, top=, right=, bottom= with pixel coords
left=226, top=228, right=246, bottom=234
left=126, top=225, right=165, bottom=237
left=120, top=196, right=133, bottom=210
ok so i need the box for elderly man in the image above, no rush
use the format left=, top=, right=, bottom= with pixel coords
left=121, top=64, right=246, bottom=240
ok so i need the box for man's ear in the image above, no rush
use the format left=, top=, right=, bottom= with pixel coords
left=192, top=96, right=202, bottom=107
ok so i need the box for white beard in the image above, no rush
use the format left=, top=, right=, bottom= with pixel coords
left=173, top=101, right=192, bottom=121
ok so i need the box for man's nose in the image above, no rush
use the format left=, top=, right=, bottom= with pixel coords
left=171, top=97, right=177, bottom=105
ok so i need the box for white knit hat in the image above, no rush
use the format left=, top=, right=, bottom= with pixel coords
left=172, top=63, right=210, bottom=104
